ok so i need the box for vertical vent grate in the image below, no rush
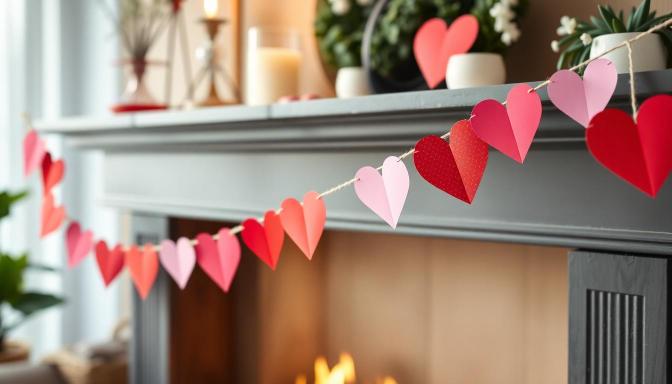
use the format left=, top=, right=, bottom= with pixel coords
left=586, top=290, right=645, bottom=384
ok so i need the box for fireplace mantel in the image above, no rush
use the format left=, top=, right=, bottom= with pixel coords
left=36, top=69, right=672, bottom=255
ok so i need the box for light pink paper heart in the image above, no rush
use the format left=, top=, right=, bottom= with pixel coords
left=160, top=237, right=196, bottom=289
left=24, top=130, right=46, bottom=177
left=354, top=156, right=409, bottom=228
left=66, top=222, right=93, bottom=268
left=471, top=84, right=542, bottom=163
left=216, top=228, right=241, bottom=292
left=548, top=58, right=617, bottom=127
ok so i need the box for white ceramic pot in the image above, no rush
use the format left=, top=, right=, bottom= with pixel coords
left=590, top=32, right=666, bottom=74
left=446, top=53, right=506, bottom=89
left=335, top=67, right=371, bottom=98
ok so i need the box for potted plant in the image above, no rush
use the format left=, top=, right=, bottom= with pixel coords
left=364, top=0, right=473, bottom=93
left=551, top=0, right=672, bottom=73
left=315, top=0, right=374, bottom=98
left=0, top=191, right=64, bottom=363
left=446, top=0, right=528, bottom=89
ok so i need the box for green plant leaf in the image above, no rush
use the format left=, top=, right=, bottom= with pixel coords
left=611, top=18, right=626, bottom=33
left=631, top=0, right=650, bottom=30
left=0, top=253, right=28, bottom=304
left=10, top=292, right=64, bottom=318
left=0, top=191, right=28, bottom=221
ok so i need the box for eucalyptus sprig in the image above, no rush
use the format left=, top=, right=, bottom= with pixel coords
left=553, top=0, right=672, bottom=70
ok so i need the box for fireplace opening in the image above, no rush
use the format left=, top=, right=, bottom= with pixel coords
left=165, top=218, right=568, bottom=384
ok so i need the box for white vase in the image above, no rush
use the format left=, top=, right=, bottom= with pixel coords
left=590, top=32, right=666, bottom=74
left=446, top=53, right=506, bottom=89
left=335, top=67, right=371, bottom=98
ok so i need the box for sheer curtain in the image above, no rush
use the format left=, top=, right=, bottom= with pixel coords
left=0, top=0, right=124, bottom=360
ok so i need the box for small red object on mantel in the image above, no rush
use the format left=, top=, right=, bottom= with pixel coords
left=111, top=104, right=167, bottom=113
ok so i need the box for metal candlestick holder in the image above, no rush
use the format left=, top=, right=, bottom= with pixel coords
left=187, top=17, right=239, bottom=107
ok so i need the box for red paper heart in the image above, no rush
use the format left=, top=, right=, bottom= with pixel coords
left=470, top=84, right=542, bottom=163
left=41, top=193, right=66, bottom=237
left=241, top=211, right=284, bottom=270
left=586, top=95, right=672, bottom=197
left=41, top=153, right=65, bottom=195
left=413, top=120, right=488, bottom=204
left=66, top=221, right=93, bottom=268
left=125, top=243, right=159, bottom=300
left=413, top=15, right=478, bottom=89
left=95, top=240, right=125, bottom=286
left=279, top=191, right=326, bottom=260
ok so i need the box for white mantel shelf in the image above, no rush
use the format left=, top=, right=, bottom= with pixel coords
left=36, top=70, right=672, bottom=255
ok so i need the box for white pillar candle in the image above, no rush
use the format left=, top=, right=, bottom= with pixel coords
left=246, top=47, right=301, bottom=105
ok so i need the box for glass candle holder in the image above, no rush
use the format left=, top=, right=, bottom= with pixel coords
left=245, top=27, right=302, bottom=106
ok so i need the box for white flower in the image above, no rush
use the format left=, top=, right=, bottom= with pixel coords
left=556, top=16, right=577, bottom=36
left=580, top=33, right=593, bottom=46
left=501, top=23, right=521, bottom=46
left=551, top=40, right=560, bottom=52
left=356, top=0, right=372, bottom=5
left=494, top=17, right=509, bottom=32
left=490, top=3, right=514, bottom=21
left=330, top=0, right=350, bottom=15
left=502, top=0, right=518, bottom=5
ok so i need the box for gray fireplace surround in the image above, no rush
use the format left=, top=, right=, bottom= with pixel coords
left=37, top=69, right=672, bottom=384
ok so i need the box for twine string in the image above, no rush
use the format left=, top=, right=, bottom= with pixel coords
left=625, top=41, right=638, bottom=120
left=31, top=19, right=672, bottom=252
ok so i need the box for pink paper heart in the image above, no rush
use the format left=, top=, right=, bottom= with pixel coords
left=24, top=130, right=46, bottom=177
left=66, top=222, right=93, bottom=268
left=195, top=231, right=240, bottom=292
left=217, top=228, right=241, bottom=292
left=548, top=58, right=617, bottom=127
left=354, top=156, right=409, bottom=228
left=413, top=15, right=479, bottom=89
left=471, top=84, right=542, bottom=163
left=159, top=237, right=196, bottom=289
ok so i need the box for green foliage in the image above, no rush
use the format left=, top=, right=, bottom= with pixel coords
left=315, top=0, right=372, bottom=69
left=0, top=192, right=64, bottom=346
left=555, top=0, right=672, bottom=69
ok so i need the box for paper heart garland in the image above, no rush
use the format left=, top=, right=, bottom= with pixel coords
left=548, top=58, right=617, bottom=128
left=159, top=237, right=196, bottom=289
left=413, top=15, right=478, bottom=89
left=414, top=120, right=488, bottom=204
left=41, top=153, right=65, bottom=195
left=354, top=156, right=409, bottom=228
left=95, top=240, right=125, bottom=287
left=216, top=228, right=241, bottom=292
left=471, top=83, right=542, bottom=163
left=23, top=130, right=46, bottom=177
left=279, top=191, right=326, bottom=260
left=586, top=95, right=672, bottom=197
left=66, top=222, right=93, bottom=267
left=125, top=243, right=159, bottom=300
left=41, top=193, right=66, bottom=237
left=195, top=231, right=240, bottom=292
left=241, top=211, right=284, bottom=270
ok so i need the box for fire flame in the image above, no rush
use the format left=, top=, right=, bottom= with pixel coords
left=203, top=0, right=219, bottom=18
left=295, top=353, right=397, bottom=384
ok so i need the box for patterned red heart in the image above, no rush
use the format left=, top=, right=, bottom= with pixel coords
left=413, top=120, right=488, bottom=204
left=41, top=153, right=65, bottom=195
left=95, top=240, right=125, bottom=286
left=241, top=211, right=284, bottom=270
left=586, top=95, right=672, bottom=197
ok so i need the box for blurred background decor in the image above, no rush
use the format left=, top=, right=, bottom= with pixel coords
left=99, top=0, right=172, bottom=113
left=314, top=0, right=374, bottom=98
left=552, top=0, right=671, bottom=73
left=0, top=191, right=63, bottom=364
